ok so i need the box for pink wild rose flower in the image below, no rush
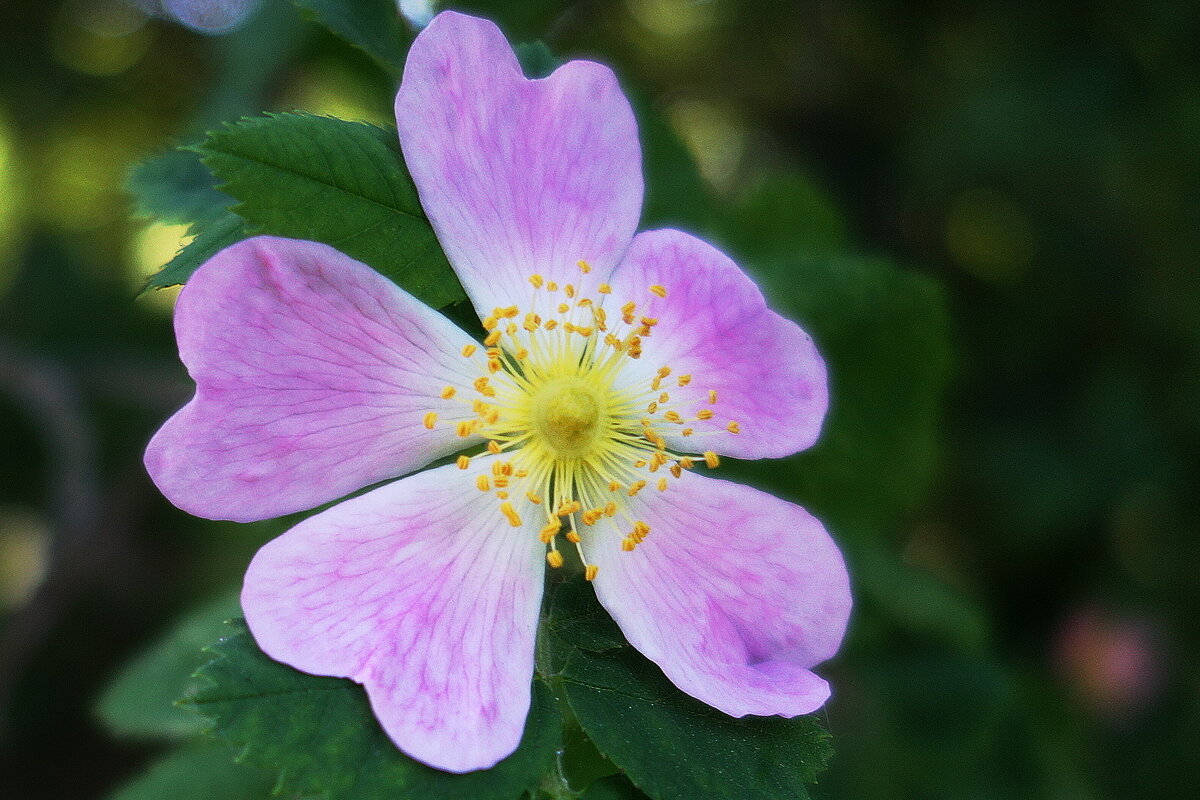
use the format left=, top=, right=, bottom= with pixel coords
left=145, top=11, right=852, bottom=774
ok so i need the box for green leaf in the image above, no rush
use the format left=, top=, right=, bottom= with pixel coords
left=106, top=741, right=274, bottom=800
left=127, top=148, right=233, bottom=226
left=582, top=775, right=653, bottom=800
left=96, top=592, right=241, bottom=739
left=543, top=580, right=833, bottom=800
left=292, top=0, right=412, bottom=77
left=198, top=112, right=464, bottom=309
left=144, top=211, right=248, bottom=292
left=186, top=619, right=561, bottom=800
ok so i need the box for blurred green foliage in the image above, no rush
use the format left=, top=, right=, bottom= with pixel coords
left=1, top=1, right=1197, bottom=798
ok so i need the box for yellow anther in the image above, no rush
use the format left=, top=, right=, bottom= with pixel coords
left=422, top=412, right=438, bottom=429
left=584, top=564, right=600, bottom=581
left=555, top=499, right=582, bottom=516
left=487, top=359, right=501, bottom=373
left=655, top=366, right=671, bottom=378
left=476, top=475, right=490, bottom=492
left=582, top=509, right=603, bottom=526
left=487, top=440, right=502, bottom=455
left=456, top=420, right=477, bottom=437
left=483, top=408, right=500, bottom=424
left=633, top=521, right=650, bottom=538
left=500, top=502, right=522, bottom=527
left=669, top=464, right=683, bottom=478
left=493, top=476, right=510, bottom=489
left=704, top=451, right=720, bottom=468
left=456, top=455, right=470, bottom=470
left=473, top=377, right=496, bottom=397
left=515, top=469, right=528, bottom=478
left=501, top=305, right=519, bottom=318
left=633, top=459, right=648, bottom=468
left=529, top=274, right=544, bottom=288
left=565, top=284, right=576, bottom=298
left=566, top=530, right=582, bottom=544
left=546, top=550, right=564, bottom=568
left=577, top=297, right=593, bottom=308
left=680, top=457, right=695, bottom=469
left=657, top=477, right=669, bottom=491
left=557, top=303, right=570, bottom=314
left=727, top=421, right=741, bottom=434
left=608, top=481, right=622, bottom=492
left=649, top=284, right=667, bottom=298
left=628, top=480, right=647, bottom=496
left=577, top=259, right=592, bottom=274
left=526, top=491, right=542, bottom=505
left=659, top=392, right=670, bottom=404
left=681, top=428, right=694, bottom=436
left=484, top=329, right=502, bottom=346
left=621, top=301, right=636, bottom=315
left=523, top=313, right=541, bottom=331
left=440, top=385, right=457, bottom=400
left=598, top=283, right=612, bottom=294
left=696, top=409, right=714, bottom=421
left=677, top=374, right=692, bottom=387
left=491, top=461, right=505, bottom=476
left=647, top=402, right=658, bottom=414
left=650, top=452, right=668, bottom=470
left=516, top=348, right=529, bottom=360
left=540, top=517, right=562, bottom=541
left=547, top=281, right=558, bottom=292
left=577, top=326, right=594, bottom=337
left=604, top=333, right=624, bottom=350
left=545, top=319, right=559, bottom=330
left=506, top=323, right=517, bottom=335
left=641, top=317, right=659, bottom=327
left=496, top=491, right=508, bottom=499
left=651, top=376, right=662, bottom=391
left=621, top=537, right=637, bottom=552
left=486, top=347, right=501, bottom=359
left=462, top=344, right=478, bottom=357
left=708, top=389, right=718, bottom=404
left=664, top=411, right=683, bottom=423
left=482, top=316, right=499, bottom=331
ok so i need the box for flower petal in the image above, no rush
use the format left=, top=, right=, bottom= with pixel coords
left=607, top=229, right=828, bottom=458
left=146, top=236, right=485, bottom=523
left=241, top=457, right=545, bottom=773
left=584, top=470, right=850, bottom=717
left=395, top=11, right=643, bottom=316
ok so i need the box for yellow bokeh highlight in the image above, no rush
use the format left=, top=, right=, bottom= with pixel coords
left=52, top=0, right=153, bottom=77
left=0, top=506, right=51, bottom=609
left=277, top=62, right=392, bottom=126
left=666, top=98, right=746, bottom=193
left=129, top=220, right=191, bottom=312
left=0, top=107, right=26, bottom=297
left=626, top=0, right=719, bottom=38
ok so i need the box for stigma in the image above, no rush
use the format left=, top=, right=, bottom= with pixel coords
left=420, top=260, right=740, bottom=578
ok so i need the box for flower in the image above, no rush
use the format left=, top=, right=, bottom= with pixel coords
left=145, top=11, right=851, bottom=774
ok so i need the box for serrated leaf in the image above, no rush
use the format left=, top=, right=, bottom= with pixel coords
left=96, top=592, right=241, bottom=739
left=144, top=211, right=248, bottom=292
left=544, top=580, right=833, bottom=800
left=292, top=0, right=412, bottom=76
left=199, top=112, right=464, bottom=309
left=186, top=619, right=560, bottom=800
left=106, top=741, right=274, bottom=800
left=127, top=147, right=234, bottom=226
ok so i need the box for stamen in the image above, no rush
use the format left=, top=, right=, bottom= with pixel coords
left=649, top=284, right=667, bottom=298
left=441, top=386, right=457, bottom=399
left=422, top=412, right=438, bottom=429
left=598, top=283, right=612, bottom=294
left=500, top=501, right=522, bottom=527
left=577, top=260, right=592, bottom=274
left=708, top=390, right=718, bottom=404
left=456, top=455, right=470, bottom=470
left=476, top=475, right=490, bottom=492
left=529, top=274, right=544, bottom=288
left=584, top=564, right=600, bottom=581
left=727, top=421, right=741, bottom=434
left=546, top=550, right=564, bottom=568
left=462, top=344, right=477, bottom=358
left=487, top=441, right=502, bottom=454
left=704, top=451, right=720, bottom=468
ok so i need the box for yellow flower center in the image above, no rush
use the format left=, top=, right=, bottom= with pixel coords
left=422, top=261, right=740, bottom=580
left=531, top=378, right=604, bottom=458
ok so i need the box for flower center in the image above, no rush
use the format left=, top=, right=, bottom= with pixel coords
left=420, top=260, right=741, bottom=581
left=531, top=378, right=604, bottom=458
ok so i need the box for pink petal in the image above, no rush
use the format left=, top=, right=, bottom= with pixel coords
left=396, top=11, right=643, bottom=317
left=145, top=236, right=484, bottom=523
left=241, top=457, right=545, bottom=773
left=607, top=229, right=828, bottom=459
left=583, top=470, right=851, bottom=717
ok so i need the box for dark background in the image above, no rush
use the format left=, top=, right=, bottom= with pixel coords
left=1, top=0, right=1197, bottom=797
